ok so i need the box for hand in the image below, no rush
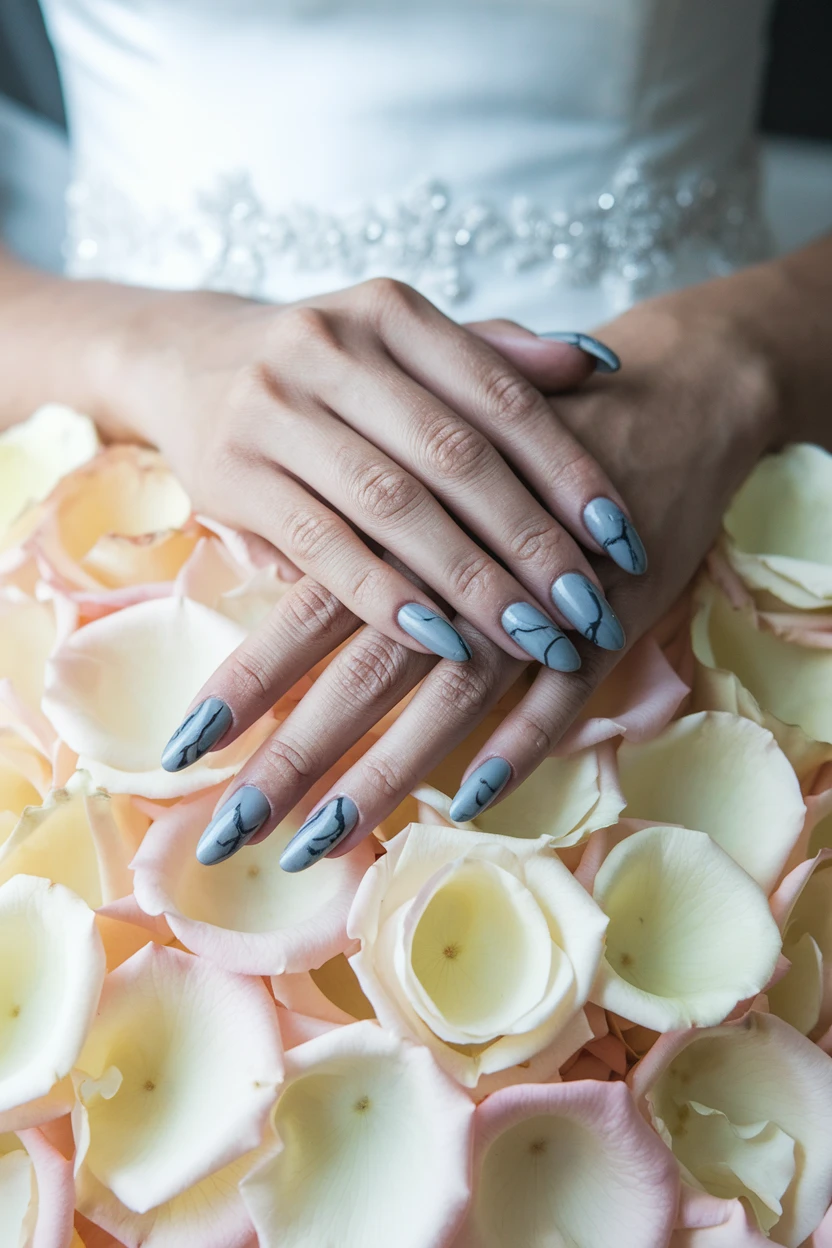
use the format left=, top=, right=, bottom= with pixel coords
left=113, top=279, right=645, bottom=669
left=162, top=284, right=781, bottom=868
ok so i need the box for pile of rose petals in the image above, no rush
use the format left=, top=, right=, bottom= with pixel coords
left=1, top=407, right=832, bottom=1248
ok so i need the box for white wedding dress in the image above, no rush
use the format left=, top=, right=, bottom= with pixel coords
left=3, top=0, right=832, bottom=330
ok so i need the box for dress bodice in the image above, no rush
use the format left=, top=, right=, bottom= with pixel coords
left=40, top=0, right=776, bottom=326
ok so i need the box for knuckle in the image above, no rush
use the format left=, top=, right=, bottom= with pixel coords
left=482, top=369, right=539, bottom=429
left=430, top=664, right=493, bottom=721
left=421, top=417, right=493, bottom=482
left=351, top=462, right=425, bottom=525
left=262, top=735, right=317, bottom=787
left=273, top=305, right=337, bottom=351
left=228, top=650, right=275, bottom=704
left=545, top=447, right=594, bottom=496
left=507, top=517, right=563, bottom=564
left=284, top=580, right=351, bottom=637
left=357, top=276, right=419, bottom=319
left=359, top=752, right=404, bottom=802
left=282, top=508, right=343, bottom=563
left=445, top=549, right=500, bottom=602
left=512, top=709, right=556, bottom=760
left=337, top=637, right=410, bottom=704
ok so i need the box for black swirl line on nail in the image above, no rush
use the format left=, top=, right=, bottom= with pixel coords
left=582, top=586, right=605, bottom=644
left=508, top=622, right=575, bottom=669
left=213, top=802, right=264, bottom=859
left=171, top=704, right=227, bottom=770
left=304, top=798, right=350, bottom=861
left=602, top=516, right=641, bottom=572
left=474, top=778, right=500, bottom=811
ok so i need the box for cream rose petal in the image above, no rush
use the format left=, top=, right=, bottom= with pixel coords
left=131, top=787, right=374, bottom=974
left=173, top=536, right=292, bottom=630
left=0, top=406, right=98, bottom=541
left=0, top=593, right=58, bottom=744
left=591, top=825, right=781, bottom=1031
left=72, top=943, right=283, bottom=1214
left=0, top=771, right=134, bottom=909
left=240, top=1021, right=474, bottom=1248
left=670, top=1184, right=771, bottom=1247
left=0, top=875, right=105, bottom=1131
left=631, top=1012, right=832, bottom=1247
left=0, top=1124, right=76, bottom=1248
left=769, top=854, right=832, bottom=1037
left=723, top=445, right=832, bottom=609
left=457, top=1080, right=679, bottom=1248
left=617, top=711, right=806, bottom=892
left=42, top=597, right=275, bottom=797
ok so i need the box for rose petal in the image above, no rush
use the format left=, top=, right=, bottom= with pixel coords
left=617, top=712, right=806, bottom=892
left=670, top=1184, right=770, bottom=1247
left=240, top=1021, right=474, bottom=1248
left=271, top=955, right=375, bottom=1027
left=174, top=536, right=292, bottom=630
left=723, top=445, right=832, bottom=609
left=42, top=597, right=275, bottom=797
left=0, top=406, right=98, bottom=541
left=72, top=944, right=283, bottom=1213
left=591, top=826, right=782, bottom=1031
left=0, top=1124, right=75, bottom=1248
left=457, top=1080, right=679, bottom=1248
left=631, top=1012, right=832, bottom=1247
left=0, top=875, right=105, bottom=1130
left=769, top=854, right=832, bottom=1037
left=132, top=788, right=374, bottom=974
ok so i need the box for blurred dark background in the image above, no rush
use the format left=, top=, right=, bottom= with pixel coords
left=0, top=0, right=831, bottom=139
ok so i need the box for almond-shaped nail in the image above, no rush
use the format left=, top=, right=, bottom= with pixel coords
left=538, top=331, right=621, bottom=374
left=501, top=602, right=581, bottom=671
left=196, top=785, right=270, bottom=866
left=397, top=604, right=471, bottom=662
left=449, top=758, right=511, bottom=823
left=280, top=796, right=359, bottom=873
left=162, top=697, right=232, bottom=772
left=551, top=572, right=625, bottom=651
left=584, top=497, right=648, bottom=575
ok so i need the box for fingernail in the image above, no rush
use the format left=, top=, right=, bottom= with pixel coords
left=501, top=602, right=581, bottom=671
left=280, top=796, right=359, bottom=873
left=449, top=758, right=511, bottom=823
left=161, top=697, right=233, bottom=772
left=538, top=331, right=621, bottom=374
left=196, top=785, right=270, bottom=866
left=551, top=572, right=625, bottom=651
left=397, top=604, right=471, bottom=662
left=583, top=497, right=648, bottom=575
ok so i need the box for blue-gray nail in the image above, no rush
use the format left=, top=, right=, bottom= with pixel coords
left=449, top=758, right=511, bottom=823
left=551, top=573, right=625, bottom=651
left=397, top=604, right=471, bottom=662
left=280, top=796, right=359, bottom=873
left=196, top=785, right=271, bottom=866
left=161, top=697, right=233, bottom=772
left=583, top=497, right=648, bottom=575
left=538, top=332, right=621, bottom=374
left=501, top=602, right=581, bottom=671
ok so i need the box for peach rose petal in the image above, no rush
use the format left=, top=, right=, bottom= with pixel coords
left=670, top=1184, right=770, bottom=1247
left=617, top=711, right=806, bottom=892
left=72, top=944, right=283, bottom=1214
left=723, top=445, right=832, bottom=610
left=240, top=1021, right=474, bottom=1248
left=0, top=592, right=58, bottom=745
left=457, top=1080, right=678, bottom=1248
left=272, top=954, right=376, bottom=1027
left=0, top=406, right=98, bottom=542
left=174, top=536, right=293, bottom=631
left=591, top=825, right=781, bottom=1031
left=769, top=853, right=832, bottom=1037
left=0, top=875, right=105, bottom=1132
left=631, top=1012, right=832, bottom=1247
left=0, top=1125, right=76, bottom=1248
left=132, top=788, right=374, bottom=975
left=0, top=729, right=51, bottom=846
left=0, top=771, right=135, bottom=909
left=42, top=597, right=275, bottom=798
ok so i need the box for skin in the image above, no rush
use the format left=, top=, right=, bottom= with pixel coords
left=0, top=236, right=831, bottom=856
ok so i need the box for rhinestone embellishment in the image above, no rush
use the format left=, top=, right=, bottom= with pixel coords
left=65, top=149, right=768, bottom=303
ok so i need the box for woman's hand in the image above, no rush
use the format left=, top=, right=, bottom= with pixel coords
left=164, top=279, right=785, bottom=868
left=111, top=278, right=645, bottom=668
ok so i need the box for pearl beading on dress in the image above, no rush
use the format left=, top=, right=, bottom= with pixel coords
left=65, top=149, right=768, bottom=303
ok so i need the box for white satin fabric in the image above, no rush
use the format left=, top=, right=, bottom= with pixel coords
left=18, top=0, right=830, bottom=328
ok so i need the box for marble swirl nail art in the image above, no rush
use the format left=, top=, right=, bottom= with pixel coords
left=538, top=331, right=621, bottom=374
left=397, top=603, right=471, bottom=661
left=196, top=785, right=271, bottom=866
left=501, top=602, right=581, bottom=671
left=280, top=796, right=359, bottom=873
left=161, top=696, right=233, bottom=772
left=583, top=497, right=648, bottom=575
left=449, top=758, right=511, bottom=823
left=551, top=572, right=625, bottom=651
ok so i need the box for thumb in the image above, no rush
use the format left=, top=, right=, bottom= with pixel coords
left=466, top=318, right=620, bottom=392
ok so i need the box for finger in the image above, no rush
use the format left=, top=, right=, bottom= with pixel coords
left=228, top=460, right=473, bottom=663
left=160, top=578, right=359, bottom=772
left=192, top=628, right=433, bottom=865
left=354, top=279, right=646, bottom=575
left=303, top=354, right=625, bottom=655
left=465, top=319, right=605, bottom=390
left=279, top=629, right=524, bottom=870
